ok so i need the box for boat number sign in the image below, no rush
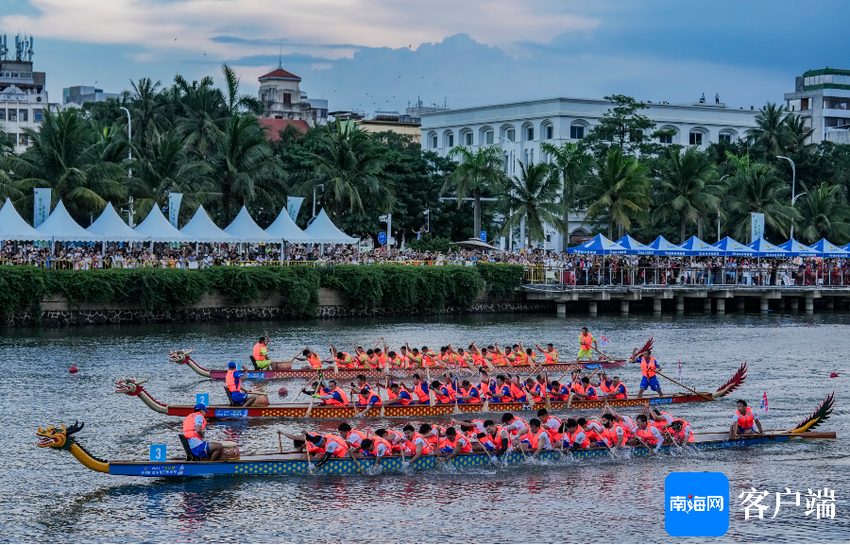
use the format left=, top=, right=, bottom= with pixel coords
left=195, top=393, right=209, bottom=406
left=246, top=372, right=266, bottom=379
left=149, top=444, right=167, bottom=461
left=649, top=397, right=673, bottom=405
left=215, top=409, right=249, bottom=418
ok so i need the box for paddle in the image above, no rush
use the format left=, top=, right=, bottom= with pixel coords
left=566, top=391, right=574, bottom=409
left=277, top=430, right=283, bottom=454
left=542, top=370, right=552, bottom=411
left=592, top=346, right=615, bottom=362
left=654, top=369, right=711, bottom=401
left=293, top=369, right=320, bottom=403
left=426, top=369, right=436, bottom=407
left=305, top=395, right=315, bottom=418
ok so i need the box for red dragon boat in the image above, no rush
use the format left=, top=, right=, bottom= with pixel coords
left=169, top=349, right=627, bottom=381
left=116, top=361, right=746, bottom=420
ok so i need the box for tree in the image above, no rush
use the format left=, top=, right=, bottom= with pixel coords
left=725, top=162, right=799, bottom=241
left=221, top=64, right=263, bottom=116
left=499, top=160, right=565, bottom=248
left=748, top=102, right=791, bottom=157
left=4, top=108, right=126, bottom=223
left=583, top=148, right=652, bottom=239
left=444, top=144, right=505, bottom=238
left=583, top=94, right=656, bottom=157
left=794, top=182, right=850, bottom=245
left=655, top=147, right=721, bottom=242
left=541, top=141, right=592, bottom=250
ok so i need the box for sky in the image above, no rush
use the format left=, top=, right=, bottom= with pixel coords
left=3, top=0, right=849, bottom=113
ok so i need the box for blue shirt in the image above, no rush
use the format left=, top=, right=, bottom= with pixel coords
left=398, top=391, right=412, bottom=402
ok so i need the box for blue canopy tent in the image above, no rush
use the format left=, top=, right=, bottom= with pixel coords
left=614, top=235, right=658, bottom=255
left=567, top=234, right=627, bottom=255
left=779, top=239, right=819, bottom=257
left=809, top=238, right=850, bottom=258
left=711, top=236, right=756, bottom=257
left=648, top=235, right=688, bottom=256
left=679, top=235, right=717, bottom=256
left=747, top=237, right=789, bottom=258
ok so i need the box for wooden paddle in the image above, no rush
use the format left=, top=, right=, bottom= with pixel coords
left=542, top=370, right=552, bottom=411
left=632, top=430, right=659, bottom=455
left=277, top=430, right=283, bottom=454
left=426, top=369, right=436, bottom=407
left=592, top=346, right=615, bottom=362
left=654, top=369, right=711, bottom=401
left=305, top=395, right=315, bottom=418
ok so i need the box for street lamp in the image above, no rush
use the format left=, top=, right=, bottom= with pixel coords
left=119, top=107, right=134, bottom=227
left=312, top=184, right=324, bottom=218
left=776, top=155, right=802, bottom=239
left=718, top=174, right=730, bottom=241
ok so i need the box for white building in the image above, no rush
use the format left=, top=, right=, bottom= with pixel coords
left=258, top=66, right=327, bottom=125
left=784, top=68, right=850, bottom=144
left=0, top=33, right=55, bottom=153
left=420, top=96, right=759, bottom=249
left=61, top=85, right=120, bottom=110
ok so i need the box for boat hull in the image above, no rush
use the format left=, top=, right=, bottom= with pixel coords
left=106, top=434, right=793, bottom=477
left=205, top=360, right=626, bottom=381
left=163, top=393, right=711, bottom=419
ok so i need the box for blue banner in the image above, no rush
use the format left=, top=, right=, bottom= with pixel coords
left=33, top=188, right=50, bottom=228
left=168, top=193, right=183, bottom=228
left=666, top=472, right=729, bottom=536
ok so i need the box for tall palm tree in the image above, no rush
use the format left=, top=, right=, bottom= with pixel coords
left=306, top=120, right=391, bottom=222
left=794, top=182, right=850, bottom=245
left=655, top=147, right=721, bottom=242
left=4, top=108, right=126, bottom=223
left=174, top=75, right=225, bottom=158
left=582, top=148, right=651, bottom=239
left=540, top=141, right=592, bottom=250
left=444, top=144, right=505, bottom=238
left=783, top=114, right=815, bottom=154
left=130, top=78, right=168, bottom=141
left=747, top=102, right=788, bottom=156
left=221, top=64, right=263, bottom=116
left=499, top=160, right=565, bottom=247
left=725, top=162, right=799, bottom=240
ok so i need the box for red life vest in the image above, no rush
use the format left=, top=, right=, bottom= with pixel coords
left=528, top=382, right=544, bottom=402
left=460, top=387, right=480, bottom=404
left=567, top=426, right=590, bottom=448
left=583, top=385, right=598, bottom=400
left=599, top=379, right=613, bottom=394
left=182, top=411, right=206, bottom=439
left=635, top=426, right=659, bottom=445
left=544, top=349, right=559, bottom=364
left=443, top=435, right=472, bottom=454
left=571, top=381, right=585, bottom=395
left=387, top=388, right=412, bottom=405
left=584, top=421, right=605, bottom=443
left=413, top=382, right=430, bottom=403
left=322, top=386, right=350, bottom=406
left=322, top=434, right=349, bottom=457
left=335, top=353, right=354, bottom=369
left=522, top=429, right=541, bottom=449
left=435, top=383, right=452, bottom=404
left=488, top=426, right=509, bottom=449
left=508, top=382, right=526, bottom=400
left=225, top=369, right=241, bottom=393
left=405, top=433, right=433, bottom=455
left=651, top=411, right=673, bottom=429
left=611, top=382, right=628, bottom=399
left=736, top=407, right=755, bottom=428
left=670, top=419, right=695, bottom=442
left=365, top=437, right=393, bottom=456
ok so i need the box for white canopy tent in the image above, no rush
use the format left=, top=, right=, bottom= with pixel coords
left=87, top=203, right=150, bottom=243
left=36, top=200, right=102, bottom=242
left=134, top=206, right=193, bottom=244
left=0, top=198, right=44, bottom=241
left=181, top=205, right=238, bottom=243
left=224, top=206, right=278, bottom=243
left=303, top=209, right=359, bottom=244
left=265, top=208, right=311, bottom=244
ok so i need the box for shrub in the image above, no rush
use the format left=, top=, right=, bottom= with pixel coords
left=475, top=263, right=524, bottom=298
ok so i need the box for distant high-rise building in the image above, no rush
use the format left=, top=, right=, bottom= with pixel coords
left=258, top=66, right=327, bottom=126
left=0, top=33, right=56, bottom=153
left=785, top=68, right=850, bottom=144
left=61, top=85, right=120, bottom=109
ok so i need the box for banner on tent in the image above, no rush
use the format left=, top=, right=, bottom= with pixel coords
left=287, top=197, right=304, bottom=222
left=750, top=213, right=765, bottom=242
left=33, top=188, right=50, bottom=228
left=168, top=193, right=183, bottom=228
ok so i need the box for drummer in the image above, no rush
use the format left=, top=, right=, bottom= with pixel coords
left=253, top=337, right=271, bottom=369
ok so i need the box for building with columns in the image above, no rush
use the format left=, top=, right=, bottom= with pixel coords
left=420, top=96, right=759, bottom=249
left=258, top=66, right=327, bottom=126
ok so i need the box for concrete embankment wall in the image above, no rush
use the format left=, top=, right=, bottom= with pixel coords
left=10, top=289, right=554, bottom=327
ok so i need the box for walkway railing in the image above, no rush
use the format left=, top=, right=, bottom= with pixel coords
left=0, top=258, right=481, bottom=270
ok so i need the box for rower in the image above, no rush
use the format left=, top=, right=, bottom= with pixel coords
left=281, top=432, right=325, bottom=458
left=451, top=418, right=487, bottom=438
left=182, top=402, right=224, bottom=461
left=355, top=387, right=382, bottom=408
left=597, top=372, right=613, bottom=393
left=338, top=423, right=368, bottom=450
left=578, top=327, right=597, bottom=361
left=411, top=374, right=430, bottom=404
left=603, top=376, right=628, bottom=400
left=648, top=408, right=673, bottom=429
left=492, top=375, right=513, bottom=402
left=535, top=343, right=559, bottom=365
left=507, top=376, right=527, bottom=402
left=402, top=424, right=433, bottom=464
left=600, top=412, right=630, bottom=449
left=572, top=377, right=598, bottom=400
left=525, top=377, right=544, bottom=403
left=431, top=380, right=454, bottom=404
left=354, top=374, right=372, bottom=392
left=500, top=413, right=529, bottom=437
left=358, top=437, right=393, bottom=461
left=439, top=427, right=473, bottom=460
left=663, top=418, right=694, bottom=444
left=547, top=380, right=570, bottom=401
left=387, top=351, right=404, bottom=368
left=536, top=409, right=564, bottom=444
left=576, top=417, right=608, bottom=447
left=483, top=419, right=512, bottom=456
left=331, top=347, right=355, bottom=370
left=564, top=418, right=591, bottom=451
left=253, top=336, right=270, bottom=369
left=374, top=428, right=406, bottom=452
left=632, top=348, right=663, bottom=398
left=729, top=399, right=763, bottom=440
left=631, top=415, right=663, bottom=453
left=479, top=370, right=495, bottom=399
left=306, top=432, right=349, bottom=468
left=299, top=348, right=324, bottom=369
left=226, top=362, right=258, bottom=407
left=313, top=380, right=350, bottom=406
left=384, top=382, right=413, bottom=406
left=455, top=380, right=481, bottom=404
left=518, top=418, right=552, bottom=457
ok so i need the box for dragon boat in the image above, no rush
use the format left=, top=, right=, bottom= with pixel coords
left=170, top=349, right=627, bottom=381
left=115, top=362, right=746, bottom=420
left=37, top=394, right=836, bottom=477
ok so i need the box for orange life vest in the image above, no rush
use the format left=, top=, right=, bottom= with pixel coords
left=670, top=419, right=695, bottom=442
left=651, top=411, right=673, bottom=429
left=435, top=383, right=453, bottom=404
left=571, top=381, right=585, bottom=395
left=182, top=411, right=206, bottom=439
left=365, top=437, right=393, bottom=455
left=322, top=386, right=350, bottom=406
left=307, top=353, right=322, bottom=369
left=387, top=388, right=412, bottom=405
left=640, top=357, right=658, bottom=378
left=508, top=382, right=527, bottom=401
left=443, top=435, right=473, bottom=454
left=413, top=382, right=430, bottom=403
left=405, top=433, right=433, bottom=455
left=226, top=369, right=241, bottom=393
left=567, top=426, right=590, bottom=448
left=346, top=430, right=368, bottom=447
left=359, top=390, right=381, bottom=406
left=601, top=423, right=628, bottom=446
left=488, top=426, right=509, bottom=449
left=580, top=332, right=593, bottom=350
left=335, top=353, right=354, bottom=369
left=253, top=342, right=268, bottom=361
left=521, top=429, right=542, bottom=450
left=611, top=382, right=628, bottom=399
left=542, top=416, right=564, bottom=442
left=544, top=349, right=559, bottom=364
left=736, top=407, right=755, bottom=429
left=584, top=421, right=605, bottom=443
left=506, top=416, right=529, bottom=436
left=635, top=426, right=659, bottom=445
left=322, top=434, right=349, bottom=457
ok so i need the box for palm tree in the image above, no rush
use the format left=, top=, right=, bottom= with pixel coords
left=583, top=148, right=651, bottom=239
left=540, top=141, right=592, bottom=250
left=783, top=114, right=815, bottom=154
left=444, top=145, right=505, bottom=238
left=794, top=182, right=850, bottom=244
left=748, top=102, right=788, bottom=156
left=725, top=162, right=799, bottom=240
left=130, top=78, right=168, bottom=141
left=221, top=64, right=263, bottom=116
left=499, top=160, right=565, bottom=248
left=173, top=75, right=225, bottom=158
left=4, top=108, right=126, bottom=223
left=306, top=120, right=391, bottom=222
left=655, top=147, right=721, bottom=242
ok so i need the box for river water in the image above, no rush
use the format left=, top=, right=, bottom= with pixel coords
left=2, top=312, right=848, bottom=543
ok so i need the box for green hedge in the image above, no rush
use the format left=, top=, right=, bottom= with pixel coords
left=0, top=263, right=520, bottom=320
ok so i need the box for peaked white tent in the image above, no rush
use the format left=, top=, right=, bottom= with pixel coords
left=36, top=200, right=102, bottom=241
left=181, top=205, right=238, bottom=243
left=224, top=206, right=278, bottom=243
left=134, top=206, right=192, bottom=243
left=303, top=209, right=358, bottom=244
left=0, top=198, right=43, bottom=241
left=265, top=208, right=311, bottom=244
left=87, top=203, right=150, bottom=242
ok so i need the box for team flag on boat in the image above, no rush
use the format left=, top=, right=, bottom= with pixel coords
left=678, top=359, right=682, bottom=376
left=600, top=335, right=610, bottom=345
left=761, top=391, right=769, bottom=413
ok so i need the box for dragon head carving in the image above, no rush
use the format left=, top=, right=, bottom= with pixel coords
left=168, top=349, right=195, bottom=364
left=114, top=377, right=149, bottom=396
left=37, top=421, right=84, bottom=450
